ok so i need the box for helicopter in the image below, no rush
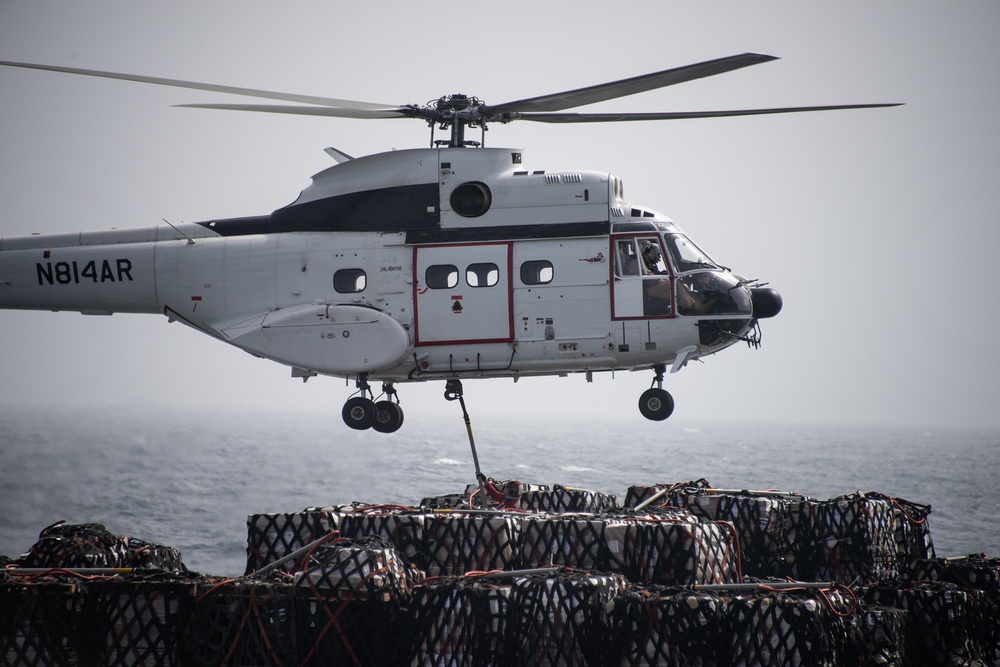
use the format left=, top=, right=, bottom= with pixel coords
left=0, top=54, right=898, bottom=433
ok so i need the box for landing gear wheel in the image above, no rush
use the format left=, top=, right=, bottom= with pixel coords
left=372, top=401, right=405, bottom=433
left=342, top=396, right=377, bottom=430
left=639, top=388, right=674, bottom=421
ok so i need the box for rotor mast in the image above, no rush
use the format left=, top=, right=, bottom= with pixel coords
left=421, top=94, right=491, bottom=148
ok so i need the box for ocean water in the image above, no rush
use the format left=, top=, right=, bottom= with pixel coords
left=1, top=405, right=997, bottom=577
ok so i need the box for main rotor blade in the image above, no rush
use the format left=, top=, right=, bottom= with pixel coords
left=176, top=103, right=409, bottom=119
left=484, top=53, right=778, bottom=114
left=0, top=60, right=395, bottom=111
left=513, top=103, right=903, bottom=123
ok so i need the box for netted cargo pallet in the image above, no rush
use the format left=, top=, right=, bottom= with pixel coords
left=338, top=507, right=428, bottom=570
left=520, top=515, right=629, bottom=574
left=80, top=576, right=198, bottom=666
left=423, top=513, right=523, bottom=577
left=627, top=481, right=804, bottom=580
left=909, top=553, right=999, bottom=596
left=668, top=489, right=797, bottom=580
left=18, top=522, right=131, bottom=570
left=244, top=508, right=340, bottom=575
left=186, top=579, right=302, bottom=667
left=910, top=552, right=1000, bottom=658
left=123, top=538, right=186, bottom=572
left=300, top=595, right=402, bottom=666
left=724, top=587, right=856, bottom=667
left=16, top=522, right=187, bottom=574
left=294, top=535, right=421, bottom=602
left=622, top=520, right=740, bottom=586
left=0, top=579, right=85, bottom=667
left=846, top=604, right=910, bottom=667
left=505, top=569, right=627, bottom=666
left=623, top=479, right=713, bottom=510
left=403, top=576, right=511, bottom=667
left=866, top=493, right=936, bottom=571
left=519, top=484, right=618, bottom=513
left=859, top=580, right=995, bottom=667
left=609, top=585, right=726, bottom=666
left=787, top=493, right=898, bottom=584
left=294, top=535, right=414, bottom=666
left=186, top=574, right=405, bottom=667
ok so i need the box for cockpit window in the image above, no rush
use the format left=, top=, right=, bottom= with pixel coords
left=663, top=234, right=719, bottom=273
left=616, top=237, right=668, bottom=276
left=676, top=271, right=752, bottom=316
left=616, top=240, right=640, bottom=276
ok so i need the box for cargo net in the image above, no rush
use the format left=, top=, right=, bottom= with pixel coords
left=908, top=553, right=1000, bottom=593
left=81, top=576, right=199, bottom=667
left=865, top=492, right=936, bottom=574
left=337, top=507, right=428, bottom=572
left=848, top=604, right=911, bottom=667
left=185, top=575, right=406, bottom=667
left=623, top=479, right=713, bottom=510
left=244, top=507, right=342, bottom=575
left=622, top=519, right=740, bottom=586
left=403, top=576, right=511, bottom=667
left=610, top=585, right=727, bottom=666
left=505, top=569, right=627, bottom=666
left=186, top=579, right=302, bottom=667
left=627, top=481, right=801, bottom=580
left=16, top=522, right=186, bottom=572
left=423, top=513, right=523, bottom=577
left=294, top=535, right=422, bottom=603
left=725, top=587, right=857, bottom=667
left=858, top=580, right=996, bottom=667
left=518, top=484, right=618, bottom=514
left=291, top=533, right=419, bottom=666
left=521, top=515, right=624, bottom=574
left=518, top=512, right=738, bottom=586
left=422, top=481, right=552, bottom=510
left=787, top=493, right=899, bottom=584
left=0, top=578, right=86, bottom=667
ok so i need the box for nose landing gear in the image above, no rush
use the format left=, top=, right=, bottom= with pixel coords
left=342, top=375, right=405, bottom=433
left=638, top=363, right=674, bottom=421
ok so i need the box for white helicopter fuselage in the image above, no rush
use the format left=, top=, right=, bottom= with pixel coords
left=1, top=147, right=774, bottom=426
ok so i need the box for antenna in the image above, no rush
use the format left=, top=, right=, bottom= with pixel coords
left=162, top=218, right=196, bottom=245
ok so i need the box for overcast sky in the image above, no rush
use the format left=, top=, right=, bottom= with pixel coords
left=1, top=1, right=998, bottom=430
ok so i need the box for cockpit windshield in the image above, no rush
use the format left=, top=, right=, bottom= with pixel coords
left=663, top=234, right=720, bottom=273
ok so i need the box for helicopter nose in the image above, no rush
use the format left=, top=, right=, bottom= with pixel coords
left=750, top=287, right=783, bottom=319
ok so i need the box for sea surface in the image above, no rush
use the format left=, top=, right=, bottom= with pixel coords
left=1, top=406, right=997, bottom=577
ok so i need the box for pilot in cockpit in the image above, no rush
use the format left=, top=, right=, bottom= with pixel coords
left=641, top=240, right=667, bottom=275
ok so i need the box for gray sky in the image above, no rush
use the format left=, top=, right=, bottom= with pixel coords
left=1, top=1, right=998, bottom=429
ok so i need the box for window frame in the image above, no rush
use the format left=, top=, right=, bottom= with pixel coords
left=520, top=259, right=554, bottom=285
left=333, top=268, right=367, bottom=293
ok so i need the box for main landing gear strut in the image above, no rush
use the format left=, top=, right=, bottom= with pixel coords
left=341, top=374, right=405, bottom=433
left=638, top=363, right=674, bottom=421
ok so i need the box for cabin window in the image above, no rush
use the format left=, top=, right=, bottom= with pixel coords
left=334, top=268, right=366, bottom=293
left=466, top=263, right=499, bottom=288
left=520, top=260, right=553, bottom=285
left=425, top=264, right=459, bottom=289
